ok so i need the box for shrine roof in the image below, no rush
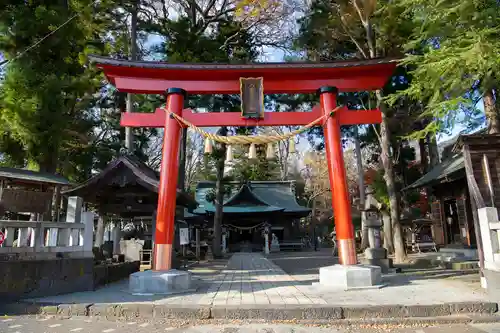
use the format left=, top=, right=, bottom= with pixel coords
left=89, top=55, right=398, bottom=94
left=63, top=155, right=197, bottom=209
left=205, top=205, right=284, bottom=214
left=193, top=181, right=310, bottom=216
left=403, top=154, right=465, bottom=190
left=0, top=167, right=71, bottom=187
left=90, top=55, right=396, bottom=71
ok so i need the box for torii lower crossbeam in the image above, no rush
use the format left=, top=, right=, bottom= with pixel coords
left=121, top=106, right=382, bottom=128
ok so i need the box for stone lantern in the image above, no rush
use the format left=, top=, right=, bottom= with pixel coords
left=360, top=186, right=393, bottom=273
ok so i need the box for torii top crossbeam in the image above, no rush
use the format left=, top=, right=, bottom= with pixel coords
left=90, top=55, right=396, bottom=95
left=89, top=56, right=397, bottom=129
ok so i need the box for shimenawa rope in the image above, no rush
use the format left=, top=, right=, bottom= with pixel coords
left=163, top=106, right=340, bottom=145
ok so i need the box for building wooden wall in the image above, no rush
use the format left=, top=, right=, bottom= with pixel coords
left=429, top=178, right=474, bottom=246
left=463, top=139, right=500, bottom=209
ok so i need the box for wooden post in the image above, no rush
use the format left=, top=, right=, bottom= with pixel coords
left=482, top=154, right=495, bottom=207
left=463, top=144, right=486, bottom=287
left=319, top=86, right=357, bottom=265
left=196, top=228, right=201, bottom=260
left=53, top=185, right=61, bottom=222
left=153, top=88, right=185, bottom=271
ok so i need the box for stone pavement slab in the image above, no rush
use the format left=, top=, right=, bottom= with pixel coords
left=2, top=315, right=500, bottom=333
left=269, top=251, right=495, bottom=306
left=5, top=252, right=498, bottom=321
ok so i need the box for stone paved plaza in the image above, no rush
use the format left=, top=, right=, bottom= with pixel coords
left=27, top=252, right=493, bottom=307
left=2, top=315, right=500, bottom=333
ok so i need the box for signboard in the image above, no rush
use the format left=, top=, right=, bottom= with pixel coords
left=0, top=231, right=4, bottom=246
left=240, top=77, right=264, bottom=119
left=179, top=228, right=189, bottom=245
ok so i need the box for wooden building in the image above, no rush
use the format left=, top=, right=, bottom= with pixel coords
left=64, top=155, right=196, bottom=217
left=405, top=129, right=496, bottom=249
left=0, top=167, right=71, bottom=221
left=62, top=155, right=198, bottom=257
left=0, top=167, right=72, bottom=254
left=193, top=180, right=310, bottom=252
left=405, top=153, right=474, bottom=247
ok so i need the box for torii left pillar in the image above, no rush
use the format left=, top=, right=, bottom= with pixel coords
left=154, top=88, right=184, bottom=271
left=129, top=88, right=193, bottom=295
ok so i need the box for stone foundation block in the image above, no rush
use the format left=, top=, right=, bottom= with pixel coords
left=317, top=264, right=384, bottom=290
left=361, top=258, right=393, bottom=273
left=484, top=269, right=500, bottom=299
left=129, top=269, right=192, bottom=295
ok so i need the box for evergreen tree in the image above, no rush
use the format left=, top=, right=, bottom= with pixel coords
left=0, top=0, right=103, bottom=173
left=392, top=0, right=500, bottom=135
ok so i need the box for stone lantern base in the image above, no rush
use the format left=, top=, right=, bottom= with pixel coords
left=361, top=248, right=394, bottom=273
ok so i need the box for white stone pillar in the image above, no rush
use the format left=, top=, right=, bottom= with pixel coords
left=264, top=233, right=270, bottom=254
left=81, top=211, right=95, bottom=256
left=60, top=196, right=83, bottom=246
left=478, top=207, right=500, bottom=269
left=4, top=227, right=15, bottom=247
left=17, top=228, right=30, bottom=247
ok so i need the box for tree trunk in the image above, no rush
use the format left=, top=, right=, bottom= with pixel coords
left=52, top=185, right=61, bottom=222
left=485, top=88, right=500, bottom=134
left=381, top=211, right=393, bottom=252
left=377, top=90, right=406, bottom=263
left=427, top=134, right=440, bottom=167
left=125, top=0, right=138, bottom=152
left=178, top=128, right=188, bottom=192
left=418, top=138, right=428, bottom=172
left=212, top=128, right=228, bottom=258
left=212, top=156, right=225, bottom=257
left=354, top=128, right=368, bottom=249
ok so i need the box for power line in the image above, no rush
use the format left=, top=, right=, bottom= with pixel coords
left=0, top=1, right=98, bottom=69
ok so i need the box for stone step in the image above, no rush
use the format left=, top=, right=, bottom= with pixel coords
left=2, top=301, right=497, bottom=321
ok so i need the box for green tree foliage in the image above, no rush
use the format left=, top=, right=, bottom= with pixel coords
left=391, top=0, right=500, bottom=136
left=0, top=0, right=103, bottom=173
left=227, top=144, right=281, bottom=182
left=0, top=0, right=160, bottom=181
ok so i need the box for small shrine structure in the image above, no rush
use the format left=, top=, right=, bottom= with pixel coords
left=194, top=181, right=310, bottom=252
left=62, top=155, right=197, bottom=264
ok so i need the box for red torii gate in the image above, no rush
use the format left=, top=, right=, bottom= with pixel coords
left=90, top=55, right=397, bottom=270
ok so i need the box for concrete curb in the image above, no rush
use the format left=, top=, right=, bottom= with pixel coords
left=1, top=301, right=498, bottom=321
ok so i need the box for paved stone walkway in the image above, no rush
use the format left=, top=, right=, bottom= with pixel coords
left=2, top=315, right=500, bottom=333
left=27, top=252, right=493, bottom=307
left=198, top=253, right=326, bottom=305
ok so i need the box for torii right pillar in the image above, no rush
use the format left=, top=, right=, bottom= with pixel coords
left=317, top=87, right=386, bottom=290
